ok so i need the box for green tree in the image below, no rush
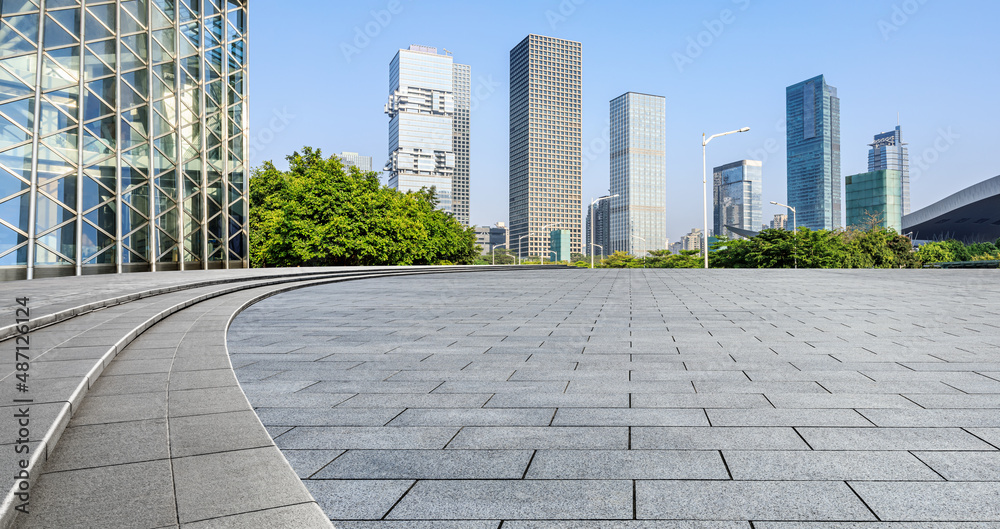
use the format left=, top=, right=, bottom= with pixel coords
left=914, top=241, right=954, bottom=265
left=600, top=251, right=639, bottom=268
left=250, top=147, right=477, bottom=267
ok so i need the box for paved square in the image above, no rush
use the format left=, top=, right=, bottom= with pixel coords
left=229, top=269, right=1000, bottom=526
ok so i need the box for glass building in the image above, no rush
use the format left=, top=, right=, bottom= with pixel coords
left=845, top=169, right=903, bottom=232
left=585, top=197, right=609, bottom=257
left=609, top=92, right=666, bottom=257
left=0, top=0, right=249, bottom=281
left=337, top=151, right=373, bottom=173
left=713, top=160, right=762, bottom=239
left=786, top=75, right=841, bottom=231
left=868, top=125, right=909, bottom=216
left=548, top=228, right=569, bottom=262
left=509, top=34, right=582, bottom=257
left=385, top=45, right=470, bottom=224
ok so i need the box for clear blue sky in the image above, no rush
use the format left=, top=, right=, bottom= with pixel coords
left=249, top=0, right=999, bottom=243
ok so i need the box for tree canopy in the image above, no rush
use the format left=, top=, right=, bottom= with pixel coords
left=250, top=147, right=478, bottom=267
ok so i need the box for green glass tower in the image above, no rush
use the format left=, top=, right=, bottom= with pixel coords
left=846, top=169, right=903, bottom=232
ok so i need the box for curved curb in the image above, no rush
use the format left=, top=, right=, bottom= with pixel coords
left=1, top=266, right=563, bottom=528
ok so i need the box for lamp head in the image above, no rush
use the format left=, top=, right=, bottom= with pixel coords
left=739, top=127, right=751, bottom=133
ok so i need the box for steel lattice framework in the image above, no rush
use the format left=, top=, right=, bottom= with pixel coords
left=0, top=0, right=249, bottom=280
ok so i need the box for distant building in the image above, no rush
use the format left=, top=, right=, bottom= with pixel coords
left=713, top=160, right=762, bottom=239
left=509, top=34, right=583, bottom=257
left=585, top=199, right=611, bottom=256
left=609, top=92, right=667, bottom=257
left=787, top=75, right=841, bottom=230
left=475, top=223, right=510, bottom=255
left=869, top=125, right=910, bottom=217
left=549, top=230, right=571, bottom=262
left=338, top=152, right=373, bottom=173
left=681, top=228, right=703, bottom=252
left=770, top=214, right=789, bottom=230
left=669, top=242, right=683, bottom=255
left=846, top=170, right=903, bottom=232
left=386, top=45, right=470, bottom=222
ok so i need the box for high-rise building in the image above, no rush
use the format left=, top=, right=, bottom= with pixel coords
left=338, top=152, right=373, bottom=173
left=585, top=198, right=610, bottom=257
left=609, top=92, right=666, bottom=257
left=786, top=75, right=841, bottom=231
left=869, top=125, right=909, bottom=216
left=549, top=229, right=570, bottom=262
left=0, top=0, right=250, bottom=281
left=452, top=64, right=471, bottom=226
left=385, top=45, right=470, bottom=221
left=474, top=223, right=509, bottom=255
left=681, top=228, right=703, bottom=251
left=846, top=169, right=903, bottom=232
left=713, top=160, right=762, bottom=239
left=509, top=35, right=582, bottom=257
left=770, top=214, right=789, bottom=230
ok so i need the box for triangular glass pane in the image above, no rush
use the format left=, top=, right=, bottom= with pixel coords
left=121, top=69, right=148, bottom=97
left=43, top=13, right=78, bottom=49
left=34, top=193, right=74, bottom=232
left=86, top=39, right=116, bottom=69
left=122, top=0, right=148, bottom=29
left=0, top=68, right=32, bottom=105
left=83, top=202, right=116, bottom=235
left=178, top=1, right=195, bottom=24
left=0, top=221, right=28, bottom=258
left=83, top=46, right=114, bottom=80
left=85, top=4, right=116, bottom=33
left=83, top=87, right=114, bottom=122
left=122, top=145, right=150, bottom=176
left=6, top=14, right=39, bottom=45
left=178, top=30, right=197, bottom=58
left=81, top=222, right=114, bottom=260
left=38, top=99, right=76, bottom=137
left=151, top=5, right=172, bottom=30
left=39, top=173, right=76, bottom=210
left=0, top=55, right=37, bottom=87
left=119, top=38, right=146, bottom=72
left=43, top=86, right=79, bottom=120
left=119, top=6, right=142, bottom=35
left=0, top=21, right=35, bottom=56
left=41, top=53, right=78, bottom=91
left=35, top=144, right=74, bottom=183
left=1, top=0, right=38, bottom=17
left=82, top=173, right=114, bottom=210
left=0, top=144, right=33, bottom=180
left=152, top=111, right=174, bottom=139
left=119, top=78, right=143, bottom=109
left=124, top=105, right=149, bottom=137
left=39, top=131, right=79, bottom=169
left=34, top=243, right=73, bottom=266
left=150, top=37, right=171, bottom=65
left=84, top=9, right=113, bottom=41
left=0, top=113, right=30, bottom=149
left=0, top=167, right=28, bottom=201
left=81, top=130, right=114, bottom=165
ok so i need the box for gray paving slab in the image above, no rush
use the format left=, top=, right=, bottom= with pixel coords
left=851, top=482, right=1000, bottom=521
left=723, top=450, right=942, bottom=481
left=305, top=479, right=415, bottom=520
left=526, top=449, right=729, bottom=480
left=315, top=449, right=532, bottom=479
left=386, top=479, right=633, bottom=520
left=798, top=427, right=996, bottom=451
left=912, top=451, right=1000, bottom=481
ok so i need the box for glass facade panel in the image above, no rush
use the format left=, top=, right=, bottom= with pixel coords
left=0, top=0, right=248, bottom=279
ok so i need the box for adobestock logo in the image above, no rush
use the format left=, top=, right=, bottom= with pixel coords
left=910, top=127, right=959, bottom=183
left=341, top=0, right=405, bottom=63
left=546, top=0, right=587, bottom=30
left=878, top=0, right=931, bottom=41
left=248, top=107, right=296, bottom=164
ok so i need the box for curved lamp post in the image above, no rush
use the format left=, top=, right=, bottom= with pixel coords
left=703, top=127, right=750, bottom=269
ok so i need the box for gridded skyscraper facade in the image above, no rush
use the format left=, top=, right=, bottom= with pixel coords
left=337, top=152, right=373, bottom=173
left=713, top=160, right=762, bottom=239
left=846, top=169, right=903, bottom=233
left=509, top=34, right=582, bottom=257
left=786, top=75, right=840, bottom=231
left=451, top=63, right=470, bottom=226
left=869, top=125, right=909, bottom=216
left=385, top=45, right=469, bottom=220
left=0, top=0, right=250, bottom=281
left=609, top=92, right=666, bottom=257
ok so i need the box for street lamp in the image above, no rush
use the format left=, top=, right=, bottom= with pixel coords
left=517, top=235, right=529, bottom=265
left=492, top=244, right=507, bottom=266
left=703, top=127, right=750, bottom=269
left=632, top=235, right=646, bottom=268
left=770, top=201, right=797, bottom=269
left=590, top=194, right=618, bottom=269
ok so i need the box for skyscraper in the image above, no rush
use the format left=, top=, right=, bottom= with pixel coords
left=0, top=0, right=250, bottom=281
left=585, top=198, right=610, bottom=257
left=385, top=45, right=470, bottom=221
left=338, top=152, right=374, bottom=173
left=609, top=92, right=666, bottom=257
left=509, top=35, right=582, bottom=257
left=713, top=160, right=762, bottom=239
left=869, top=125, right=909, bottom=216
left=786, top=75, right=841, bottom=230
left=452, top=64, right=471, bottom=225
left=845, top=169, right=903, bottom=232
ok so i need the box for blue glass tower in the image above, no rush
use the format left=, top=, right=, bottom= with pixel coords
left=786, top=75, right=841, bottom=231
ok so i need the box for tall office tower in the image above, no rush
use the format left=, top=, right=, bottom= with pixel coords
left=386, top=45, right=469, bottom=217
left=869, top=125, right=909, bottom=216
left=845, top=169, right=903, bottom=232
left=452, top=64, right=471, bottom=226
left=338, top=152, right=374, bottom=173
left=585, top=198, right=610, bottom=256
left=509, top=35, right=582, bottom=257
left=713, top=160, right=762, bottom=239
left=609, top=92, right=666, bottom=257
left=771, top=214, right=789, bottom=230
left=786, top=75, right=841, bottom=230
left=0, top=0, right=250, bottom=281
